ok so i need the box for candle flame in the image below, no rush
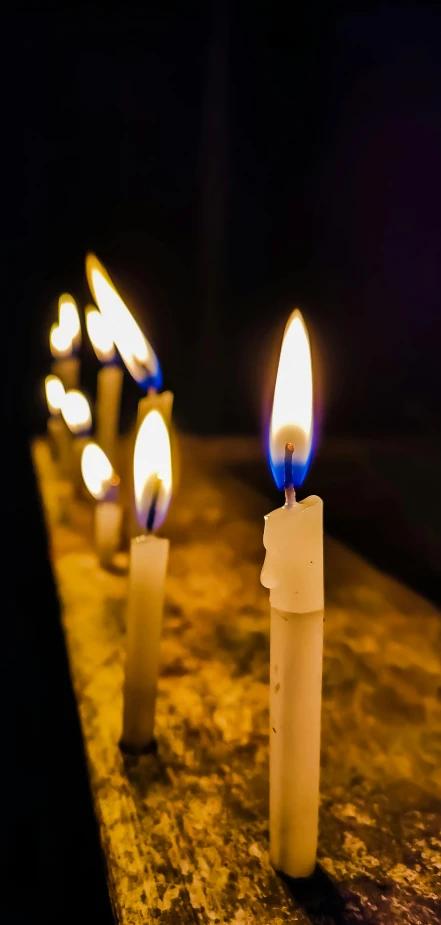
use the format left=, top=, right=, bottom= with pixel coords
left=61, top=389, right=92, bottom=435
left=81, top=442, right=119, bottom=500
left=268, top=309, right=314, bottom=488
left=59, top=294, right=81, bottom=349
left=86, top=306, right=116, bottom=363
left=85, top=253, right=162, bottom=389
left=134, top=409, right=172, bottom=531
left=45, top=375, right=65, bottom=415
left=50, top=322, right=73, bottom=358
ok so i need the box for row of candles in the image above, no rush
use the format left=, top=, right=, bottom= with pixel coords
left=45, top=254, right=324, bottom=881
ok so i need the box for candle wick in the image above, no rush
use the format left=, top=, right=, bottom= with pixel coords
left=284, top=443, right=296, bottom=508
left=146, top=477, right=161, bottom=533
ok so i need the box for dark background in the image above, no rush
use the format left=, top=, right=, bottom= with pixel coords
left=3, top=4, right=441, bottom=922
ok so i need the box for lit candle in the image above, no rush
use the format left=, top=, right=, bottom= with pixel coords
left=85, top=253, right=173, bottom=531
left=261, top=309, right=324, bottom=879
left=61, top=389, right=93, bottom=489
left=86, top=306, right=123, bottom=465
left=121, top=409, right=172, bottom=752
left=81, top=442, right=122, bottom=568
left=50, top=294, right=81, bottom=389
left=85, top=253, right=163, bottom=390
left=44, top=375, right=71, bottom=475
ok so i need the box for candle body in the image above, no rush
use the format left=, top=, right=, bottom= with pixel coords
left=270, top=606, right=323, bottom=878
left=51, top=357, right=80, bottom=390
left=261, top=495, right=324, bottom=879
left=96, top=365, right=124, bottom=465
left=94, top=501, right=122, bottom=568
left=122, top=534, right=169, bottom=749
left=47, top=415, right=72, bottom=477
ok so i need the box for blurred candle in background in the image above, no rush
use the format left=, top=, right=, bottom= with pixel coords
left=121, top=409, right=172, bottom=753
left=61, top=389, right=93, bottom=490
left=81, top=442, right=122, bottom=568
left=261, top=309, right=324, bottom=880
left=85, top=252, right=174, bottom=533
left=50, top=293, right=81, bottom=389
left=85, top=253, right=163, bottom=394
left=45, top=375, right=71, bottom=475
left=86, top=305, right=123, bottom=466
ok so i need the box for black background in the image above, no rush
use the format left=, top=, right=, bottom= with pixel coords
left=3, top=4, right=441, bottom=922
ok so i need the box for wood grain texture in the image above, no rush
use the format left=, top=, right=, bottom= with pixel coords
left=33, top=437, right=441, bottom=924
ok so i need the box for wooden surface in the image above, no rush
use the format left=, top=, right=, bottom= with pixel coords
left=33, top=436, right=441, bottom=924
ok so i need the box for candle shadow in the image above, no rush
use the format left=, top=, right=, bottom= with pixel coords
left=280, top=864, right=375, bottom=925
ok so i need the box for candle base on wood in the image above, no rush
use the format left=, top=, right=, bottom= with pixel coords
left=118, top=739, right=158, bottom=758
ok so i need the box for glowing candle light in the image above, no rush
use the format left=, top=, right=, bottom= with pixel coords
left=85, top=253, right=173, bottom=533
left=261, top=309, right=324, bottom=879
left=44, top=375, right=71, bottom=475
left=50, top=294, right=81, bottom=389
left=86, top=305, right=123, bottom=466
left=81, top=442, right=122, bottom=568
left=61, top=389, right=93, bottom=490
left=121, top=409, right=172, bottom=752
left=85, top=252, right=173, bottom=420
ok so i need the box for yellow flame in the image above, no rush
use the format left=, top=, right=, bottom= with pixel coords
left=45, top=375, right=65, bottom=415
left=134, top=409, right=172, bottom=530
left=61, top=389, right=92, bottom=434
left=269, top=309, right=313, bottom=474
left=81, top=442, right=119, bottom=500
left=50, top=322, right=73, bottom=358
left=86, top=253, right=156, bottom=384
left=59, top=294, right=81, bottom=348
left=86, top=306, right=116, bottom=363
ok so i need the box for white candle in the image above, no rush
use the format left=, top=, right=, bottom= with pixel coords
left=81, top=442, right=122, bottom=568
left=86, top=306, right=124, bottom=465
left=45, top=375, right=72, bottom=476
left=61, top=389, right=93, bottom=490
left=121, top=409, right=172, bottom=752
left=261, top=309, right=324, bottom=879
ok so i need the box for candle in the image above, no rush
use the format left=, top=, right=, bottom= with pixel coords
left=44, top=375, right=71, bottom=476
left=86, top=306, right=123, bottom=465
left=85, top=253, right=162, bottom=393
left=61, top=389, right=93, bottom=489
left=121, top=409, right=172, bottom=752
left=260, top=309, right=324, bottom=880
left=50, top=294, right=81, bottom=389
left=81, top=442, right=122, bottom=568
left=85, top=253, right=173, bottom=532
